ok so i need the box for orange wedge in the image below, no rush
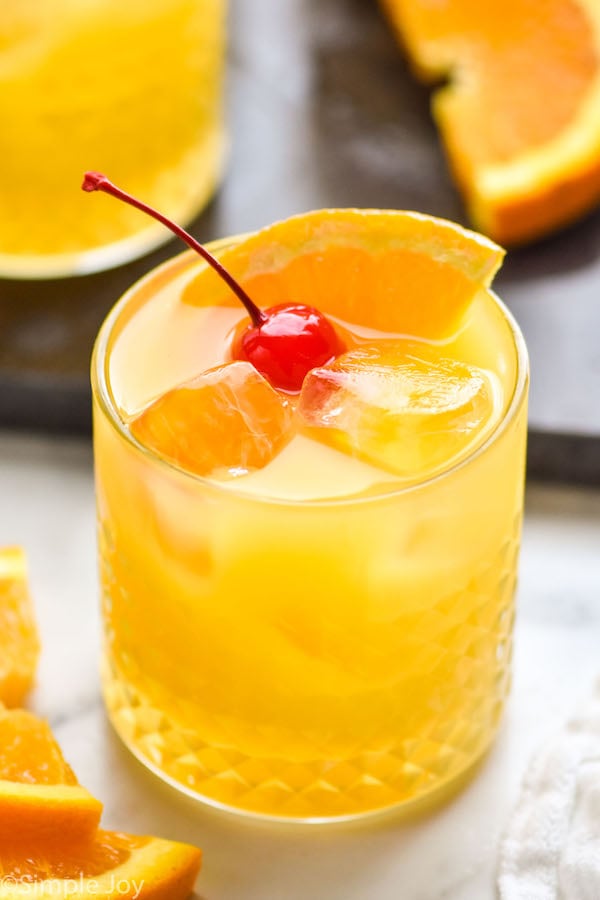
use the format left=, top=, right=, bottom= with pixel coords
left=0, top=546, right=40, bottom=706
left=381, top=0, right=600, bottom=244
left=182, top=209, right=503, bottom=340
left=0, top=707, right=102, bottom=845
left=0, top=831, right=201, bottom=899
left=0, top=711, right=201, bottom=897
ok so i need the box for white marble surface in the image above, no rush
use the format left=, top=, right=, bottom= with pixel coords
left=1, top=430, right=599, bottom=900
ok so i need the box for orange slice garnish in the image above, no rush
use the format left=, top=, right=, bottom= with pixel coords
left=182, top=209, right=504, bottom=340
left=0, top=707, right=102, bottom=845
left=0, top=547, right=40, bottom=707
left=381, top=0, right=600, bottom=244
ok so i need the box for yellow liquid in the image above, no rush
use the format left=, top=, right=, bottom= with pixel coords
left=0, top=0, right=225, bottom=278
left=93, top=249, right=528, bottom=821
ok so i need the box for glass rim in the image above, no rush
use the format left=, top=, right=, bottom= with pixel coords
left=91, top=238, right=529, bottom=508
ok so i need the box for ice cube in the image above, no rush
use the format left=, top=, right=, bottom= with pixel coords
left=298, top=342, right=496, bottom=479
left=130, top=361, right=295, bottom=478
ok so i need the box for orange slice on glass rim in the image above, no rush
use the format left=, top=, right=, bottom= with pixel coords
left=380, top=0, right=600, bottom=245
left=0, top=546, right=40, bottom=707
left=0, top=706, right=102, bottom=845
left=182, top=209, right=504, bottom=339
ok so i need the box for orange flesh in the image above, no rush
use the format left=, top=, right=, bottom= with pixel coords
left=131, top=362, right=295, bottom=477
left=0, top=548, right=40, bottom=707
left=242, top=247, right=480, bottom=337
left=0, top=709, right=77, bottom=786
left=381, top=0, right=600, bottom=243
left=180, top=211, right=503, bottom=339
left=385, top=0, right=598, bottom=163
left=0, top=832, right=148, bottom=880
left=0, top=708, right=200, bottom=893
left=0, top=707, right=102, bottom=848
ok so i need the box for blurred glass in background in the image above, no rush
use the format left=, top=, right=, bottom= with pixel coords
left=0, top=0, right=226, bottom=279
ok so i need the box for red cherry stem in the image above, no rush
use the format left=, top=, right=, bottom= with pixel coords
left=81, top=172, right=266, bottom=328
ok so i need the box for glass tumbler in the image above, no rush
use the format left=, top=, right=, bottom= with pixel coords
left=92, top=240, right=529, bottom=822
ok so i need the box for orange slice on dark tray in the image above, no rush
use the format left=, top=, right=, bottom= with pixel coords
left=381, top=0, right=600, bottom=244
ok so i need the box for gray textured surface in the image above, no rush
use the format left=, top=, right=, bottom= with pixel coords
left=1, top=0, right=599, bottom=479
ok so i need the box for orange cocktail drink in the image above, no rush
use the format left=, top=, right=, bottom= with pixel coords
left=92, top=209, right=528, bottom=821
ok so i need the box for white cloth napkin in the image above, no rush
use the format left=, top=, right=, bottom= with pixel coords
left=499, top=682, right=600, bottom=899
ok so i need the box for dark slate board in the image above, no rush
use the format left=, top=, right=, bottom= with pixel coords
left=1, top=0, right=599, bottom=483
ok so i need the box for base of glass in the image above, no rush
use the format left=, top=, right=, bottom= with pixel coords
left=102, top=664, right=502, bottom=825
left=110, top=715, right=495, bottom=825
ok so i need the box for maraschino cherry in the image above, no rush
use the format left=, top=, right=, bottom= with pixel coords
left=82, top=172, right=345, bottom=392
